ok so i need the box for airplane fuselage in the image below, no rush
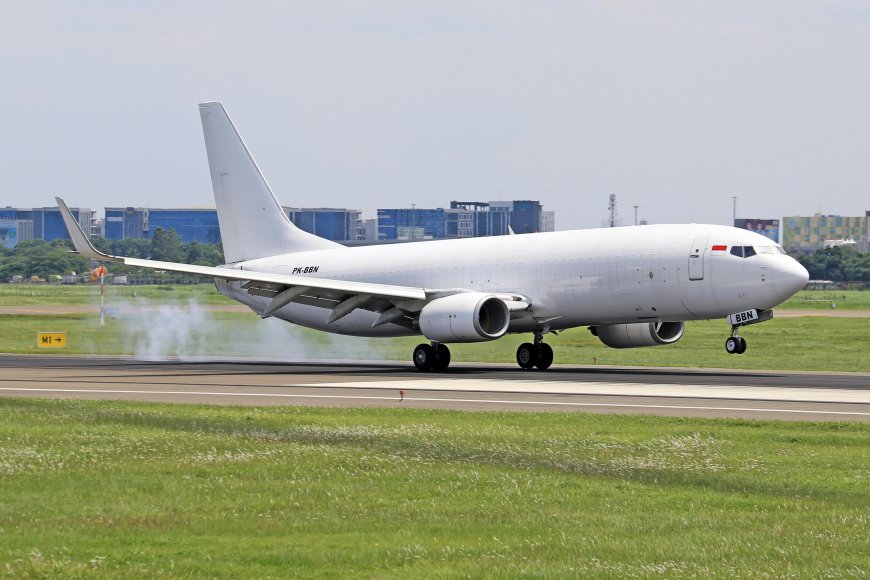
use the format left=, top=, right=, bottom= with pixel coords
left=217, top=223, right=806, bottom=337
left=56, top=102, right=811, bottom=370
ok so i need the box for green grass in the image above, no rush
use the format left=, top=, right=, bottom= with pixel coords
left=2, top=311, right=867, bottom=372
left=779, top=289, right=870, bottom=310
left=3, top=284, right=868, bottom=310
left=0, top=283, right=233, bottom=306
left=0, top=398, right=867, bottom=577
left=1, top=285, right=868, bottom=372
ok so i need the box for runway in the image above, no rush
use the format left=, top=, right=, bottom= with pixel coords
left=1, top=355, right=868, bottom=421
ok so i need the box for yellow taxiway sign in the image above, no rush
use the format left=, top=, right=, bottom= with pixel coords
left=37, top=332, right=67, bottom=349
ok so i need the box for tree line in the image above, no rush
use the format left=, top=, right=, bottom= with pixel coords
left=0, top=228, right=224, bottom=281
left=2, top=231, right=869, bottom=283
left=794, top=246, right=870, bottom=282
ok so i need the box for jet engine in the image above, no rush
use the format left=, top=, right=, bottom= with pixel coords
left=418, top=292, right=510, bottom=343
left=591, top=321, right=685, bottom=348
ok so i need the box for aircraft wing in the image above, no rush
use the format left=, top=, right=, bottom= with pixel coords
left=56, top=198, right=427, bottom=322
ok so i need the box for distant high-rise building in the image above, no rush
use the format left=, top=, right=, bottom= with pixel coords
left=105, top=207, right=149, bottom=240
left=783, top=214, right=869, bottom=254
left=446, top=201, right=510, bottom=238
left=103, top=206, right=360, bottom=243
left=508, top=200, right=543, bottom=234
left=358, top=218, right=378, bottom=242
left=734, top=219, right=779, bottom=243
left=378, top=200, right=551, bottom=241
left=31, top=207, right=95, bottom=241
left=147, top=209, right=221, bottom=244
left=377, top=207, right=446, bottom=240
left=105, top=207, right=221, bottom=244
left=283, top=207, right=361, bottom=242
left=541, top=211, right=555, bottom=232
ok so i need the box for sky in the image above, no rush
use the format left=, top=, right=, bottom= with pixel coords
left=1, top=0, right=868, bottom=230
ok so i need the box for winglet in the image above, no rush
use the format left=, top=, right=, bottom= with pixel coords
left=55, top=197, right=114, bottom=261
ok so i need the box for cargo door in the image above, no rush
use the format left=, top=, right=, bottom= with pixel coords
left=688, top=237, right=708, bottom=281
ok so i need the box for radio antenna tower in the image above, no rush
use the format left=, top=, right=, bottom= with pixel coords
left=608, top=194, right=617, bottom=227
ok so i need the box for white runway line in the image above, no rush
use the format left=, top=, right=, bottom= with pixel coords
left=1, top=387, right=869, bottom=417
left=299, top=379, right=870, bottom=404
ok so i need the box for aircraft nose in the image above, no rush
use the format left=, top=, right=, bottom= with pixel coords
left=775, top=257, right=810, bottom=297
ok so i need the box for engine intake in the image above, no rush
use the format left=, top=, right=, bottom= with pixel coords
left=419, top=293, right=510, bottom=343
left=593, top=321, right=685, bottom=348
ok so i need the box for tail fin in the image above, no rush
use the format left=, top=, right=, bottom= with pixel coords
left=198, top=102, right=340, bottom=262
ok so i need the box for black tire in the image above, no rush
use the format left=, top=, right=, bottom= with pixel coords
left=736, top=336, right=747, bottom=354
left=535, top=343, right=554, bottom=370
left=413, top=343, right=436, bottom=371
left=433, top=344, right=451, bottom=371
left=517, top=343, right=536, bottom=370
left=725, top=337, right=739, bottom=354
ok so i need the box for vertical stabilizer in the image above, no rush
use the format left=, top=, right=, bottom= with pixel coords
left=199, top=102, right=340, bottom=262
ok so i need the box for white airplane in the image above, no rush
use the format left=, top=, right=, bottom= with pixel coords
left=57, top=102, right=809, bottom=371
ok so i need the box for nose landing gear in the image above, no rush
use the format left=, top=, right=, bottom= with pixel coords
left=516, top=330, right=554, bottom=370
left=724, top=308, right=772, bottom=355
left=725, top=332, right=747, bottom=355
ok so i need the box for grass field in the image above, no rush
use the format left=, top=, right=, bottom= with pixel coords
left=1, top=398, right=867, bottom=577
left=0, top=283, right=231, bottom=306
left=1, top=304, right=867, bottom=372
left=2, top=283, right=870, bottom=310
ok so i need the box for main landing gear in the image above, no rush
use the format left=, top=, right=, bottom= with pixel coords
left=413, top=342, right=451, bottom=372
left=516, top=330, right=553, bottom=370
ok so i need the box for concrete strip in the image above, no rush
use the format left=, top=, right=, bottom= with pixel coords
left=299, top=379, right=870, bottom=404
left=1, top=387, right=869, bottom=418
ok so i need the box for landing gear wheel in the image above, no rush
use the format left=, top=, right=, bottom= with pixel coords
left=736, top=336, right=747, bottom=354
left=433, top=344, right=451, bottom=371
left=413, top=344, right=436, bottom=371
left=535, top=343, right=554, bottom=370
left=517, top=343, right=536, bottom=370
left=725, top=337, right=740, bottom=354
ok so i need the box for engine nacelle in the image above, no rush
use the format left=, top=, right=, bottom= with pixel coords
left=593, top=321, right=685, bottom=349
left=419, top=293, right=510, bottom=343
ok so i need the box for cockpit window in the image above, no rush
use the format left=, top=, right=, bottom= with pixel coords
left=754, top=245, right=786, bottom=255
left=730, top=245, right=762, bottom=258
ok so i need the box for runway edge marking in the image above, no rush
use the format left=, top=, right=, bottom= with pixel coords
left=1, top=387, right=869, bottom=417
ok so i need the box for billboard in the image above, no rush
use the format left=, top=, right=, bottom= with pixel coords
left=735, top=218, right=779, bottom=243
left=0, top=220, right=17, bottom=249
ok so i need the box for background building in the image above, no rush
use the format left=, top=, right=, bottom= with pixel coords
left=541, top=211, right=556, bottom=232
left=357, top=218, right=378, bottom=242
left=0, top=219, right=16, bottom=248
left=105, top=207, right=221, bottom=243
left=148, top=209, right=221, bottom=244
left=0, top=208, right=32, bottom=248
left=377, top=207, right=446, bottom=241
left=1, top=198, right=555, bottom=247
left=31, top=207, right=95, bottom=242
left=379, top=200, right=550, bottom=241
left=782, top=214, right=868, bottom=255
left=734, top=218, right=780, bottom=243
left=509, top=200, right=543, bottom=234
left=283, top=208, right=361, bottom=242
left=105, top=207, right=148, bottom=240
left=445, top=201, right=510, bottom=238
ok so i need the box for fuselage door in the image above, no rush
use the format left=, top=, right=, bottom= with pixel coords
left=688, top=237, right=709, bottom=281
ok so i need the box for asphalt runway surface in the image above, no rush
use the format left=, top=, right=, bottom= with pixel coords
left=2, top=355, right=869, bottom=422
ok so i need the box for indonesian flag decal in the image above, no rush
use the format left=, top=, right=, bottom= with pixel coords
left=711, top=244, right=728, bottom=252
